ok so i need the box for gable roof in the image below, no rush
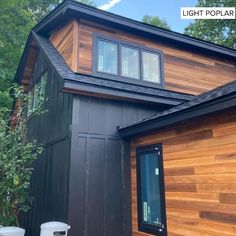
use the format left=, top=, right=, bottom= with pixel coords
left=118, top=80, right=236, bottom=138
left=33, top=0, right=236, bottom=60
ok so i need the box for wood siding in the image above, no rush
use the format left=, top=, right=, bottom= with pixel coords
left=68, top=96, right=162, bottom=236
left=130, top=108, right=236, bottom=236
left=20, top=52, right=73, bottom=236
left=50, top=19, right=236, bottom=95
left=50, top=20, right=79, bottom=71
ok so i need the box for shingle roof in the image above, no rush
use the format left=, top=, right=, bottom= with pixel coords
left=32, top=33, right=193, bottom=106
left=118, top=80, right=236, bottom=137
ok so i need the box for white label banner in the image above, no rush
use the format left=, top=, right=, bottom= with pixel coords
left=181, top=7, right=236, bottom=19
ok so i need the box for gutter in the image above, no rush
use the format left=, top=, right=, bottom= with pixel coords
left=118, top=92, right=236, bottom=138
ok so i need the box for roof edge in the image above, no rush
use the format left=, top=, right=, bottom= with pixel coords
left=33, top=0, right=236, bottom=60
left=118, top=91, right=236, bottom=138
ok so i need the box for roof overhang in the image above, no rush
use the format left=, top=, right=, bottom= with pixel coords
left=15, top=32, right=193, bottom=107
left=118, top=87, right=236, bottom=138
left=33, top=0, right=236, bottom=60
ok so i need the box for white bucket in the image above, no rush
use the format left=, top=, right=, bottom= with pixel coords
left=0, top=227, right=25, bottom=236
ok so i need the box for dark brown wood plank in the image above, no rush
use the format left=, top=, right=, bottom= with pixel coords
left=220, top=193, right=236, bottom=204
left=199, top=211, right=236, bottom=225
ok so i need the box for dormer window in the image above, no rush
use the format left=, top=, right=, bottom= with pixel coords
left=93, top=34, right=164, bottom=86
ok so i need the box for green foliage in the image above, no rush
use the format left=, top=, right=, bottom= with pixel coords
left=142, top=15, right=171, bottom=30
left=0, top=85, right=44, bottom=226
left=0, top=0, right=96, bottom=112
left=77, top=0, right=96, bottom=7
left=184, top=0, right=236, bottom=48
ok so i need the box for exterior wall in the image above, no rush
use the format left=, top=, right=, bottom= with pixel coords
left=50, top=19, right=236, bottom=95
left=130, top=108, right=236, bottom=236
left=21, top=52, right=73, bottom=236
left=68, top=95, right=163, bottom=236
left=50, top=20, right=79, bottom=72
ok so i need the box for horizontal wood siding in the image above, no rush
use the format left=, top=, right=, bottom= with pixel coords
left=131, top=108, right=236, bottom=236
left=74, top=19, right=235, bottom=95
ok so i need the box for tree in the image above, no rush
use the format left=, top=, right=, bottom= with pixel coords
left=0, top=0, right=96, bottom=112
left=0, top=85, right=44, bottom=226
left=184, top=0, right=236, bottom=48
left=142, top=15, right=171, bottom=30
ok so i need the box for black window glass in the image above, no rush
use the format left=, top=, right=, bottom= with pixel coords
left=140, top=152, right=162, bottom=226
left=137, top=144, right=167, bottom=235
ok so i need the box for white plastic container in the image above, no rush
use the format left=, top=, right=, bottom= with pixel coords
left=0, top=227, right=25, bottom=236
left=40, top=222, right=70, bottom=236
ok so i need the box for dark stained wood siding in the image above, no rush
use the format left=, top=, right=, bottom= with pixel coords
left=50, top=19, right=236, bottom=95
left=21, top=52, right=73, bottom=236
left=67, top=96, right=162, bottom=236
left=130, top=108, right=236, bottom=236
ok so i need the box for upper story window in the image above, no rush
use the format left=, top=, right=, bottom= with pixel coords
left=136, top=144, right=167, bottom=236
left=27, top=71, right=47, bottom=117
left=93, top=35, right=164, bottom=86
left=98, top=40, right=118, bottom=75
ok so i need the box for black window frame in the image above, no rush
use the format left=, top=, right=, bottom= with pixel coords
left=96, top=38, right=119, bottom=76
left=27, top=70, right=48, bottom=117
left=136, top=144, right=167, bottom=236
left=93, top=33, right=165, bottom=88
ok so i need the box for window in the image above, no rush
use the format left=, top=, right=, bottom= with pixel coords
left=94, top=35, right=164, bottom=86
left=121, top=46, right=139, bottom=79
left=27, top=72, right=47, bottom=117
left=98, top=40, right=118, bottom=75
left=143, top=52, right=161, bottom=83
left=136, top=144, right=167, bottom=235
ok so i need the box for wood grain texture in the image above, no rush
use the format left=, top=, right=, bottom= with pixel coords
left=49, top=19, right=236, bottom=95
left=50, top=20, right=79, bottom=71
left=131, top=108, right=236, bottom=236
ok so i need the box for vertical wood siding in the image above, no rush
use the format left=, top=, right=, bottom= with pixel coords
left=68, top=96, right=162, bottom=236
left=49, top=19, right=236, bottom=95
left=50, top=20, right=79, bottom=71
left=130, top=108, right=236, bottom=236
left=21, top=52, right=73, bottom=236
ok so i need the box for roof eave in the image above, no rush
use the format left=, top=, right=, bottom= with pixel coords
left=118, top=92, right=236, bottom=138
left=33, top=0, right=236, bottom=60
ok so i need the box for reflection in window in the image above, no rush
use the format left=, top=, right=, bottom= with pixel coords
left=143, top=52, right=161, bottom=83
left=137, top=144, right=166, bottom=235
left=98, top=40, right=118, bottom=75
left=140, top=152, right=161, bottom=226
left=27, top=72, right=47, bottom=117
left=121, top=46, right=139, bottom=79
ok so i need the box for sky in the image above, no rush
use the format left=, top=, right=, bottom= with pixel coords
left=94, top=0, right=198, bottom=33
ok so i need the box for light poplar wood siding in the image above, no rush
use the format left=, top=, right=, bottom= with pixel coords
left=50, top=20, right=79, bottom=71
left=131, top=108, right=236, bottom=236
left=50, top=19, right=236, bottom=95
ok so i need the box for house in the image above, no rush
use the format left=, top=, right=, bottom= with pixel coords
left=13, top=0, right=236, bottom=236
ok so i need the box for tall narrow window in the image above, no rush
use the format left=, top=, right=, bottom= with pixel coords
left=97, top=40, right=118, bottom=75
left=142, top=51, right=161, bottom=83
left=136, top=144, right=167, bottom=235
left=27, top=71, right=47, bottom=117
left=121, top=46, right=139, bottom=79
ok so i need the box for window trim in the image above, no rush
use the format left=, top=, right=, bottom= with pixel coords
left=93, top=33, right=165, bottom=88
left=27, top=70, right=48, bottom=117
left=97, top=38, right=119, bottom=75
left=136, top=144, right=167, bottom=236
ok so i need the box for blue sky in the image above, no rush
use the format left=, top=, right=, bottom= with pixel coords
left=94, top=0, right=198, bottom=33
